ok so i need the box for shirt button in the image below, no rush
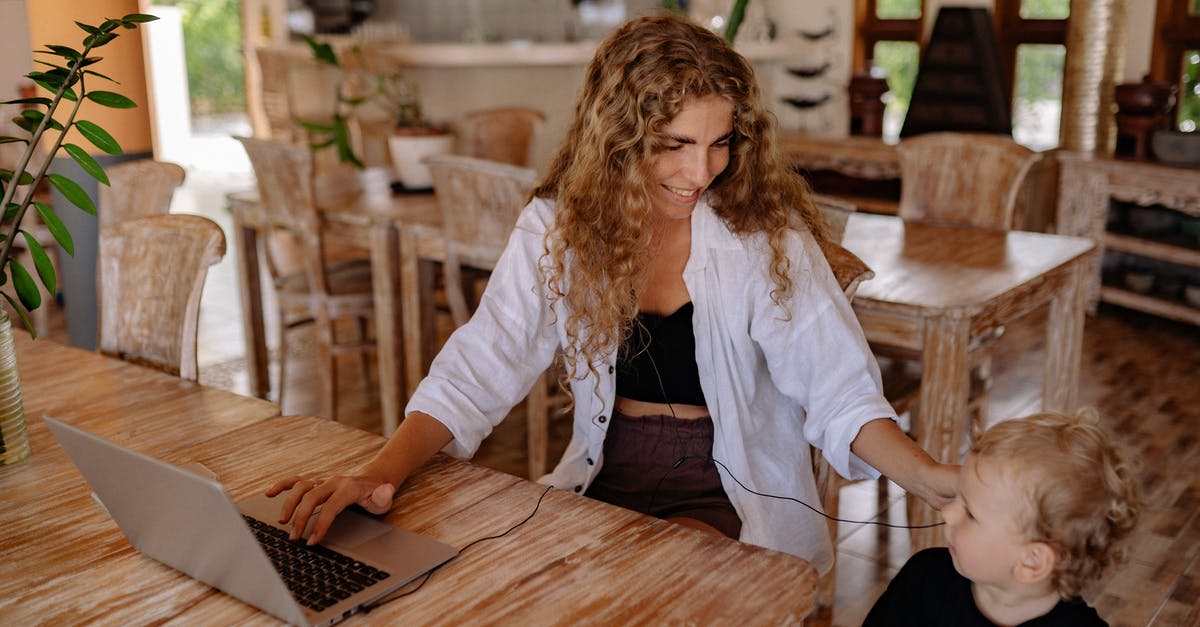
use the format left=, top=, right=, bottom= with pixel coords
left=573, top=485, right=582, bottom=493
left=608, top=365, right=614, bottom=374
left=586, top=457, right=594, bottom=465
left=598, top=416, right=607, bottom=423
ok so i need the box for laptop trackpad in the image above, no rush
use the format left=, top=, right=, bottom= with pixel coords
left=237, top=493, right=391, bottom=549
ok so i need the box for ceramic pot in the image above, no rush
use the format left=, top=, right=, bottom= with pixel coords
left=0, top=309, right=29, bottom=465
left=1114, top=75, right=1177, bottom=117
left=388, top=130, right=454, bottom=190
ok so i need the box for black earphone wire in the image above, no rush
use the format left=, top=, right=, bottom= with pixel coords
left=363, top=484, right=554, bottom=611
left=642, top=345, right=943, bottom=530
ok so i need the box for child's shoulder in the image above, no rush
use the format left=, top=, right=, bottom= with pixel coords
left=1027, top=598, right=1107, bottom=626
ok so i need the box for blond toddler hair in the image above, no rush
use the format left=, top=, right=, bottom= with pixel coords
left=970, top=410, right=1140, bottom=598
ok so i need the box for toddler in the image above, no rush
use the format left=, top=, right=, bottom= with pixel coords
left=864, top=410, right=1140, bottom=626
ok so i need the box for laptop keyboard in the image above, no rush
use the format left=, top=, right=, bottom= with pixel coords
left=244, top=515, right=391, bottom=612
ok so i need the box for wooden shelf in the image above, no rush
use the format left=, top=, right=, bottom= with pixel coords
left=1105, top=232, right=1200, bottom=267
left=1100, top=286, right=1200, bottom=326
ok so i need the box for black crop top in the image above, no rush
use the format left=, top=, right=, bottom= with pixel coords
left=615, top=302, right=707, bottom=406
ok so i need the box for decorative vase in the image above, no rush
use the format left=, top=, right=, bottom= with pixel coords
left=388, top=129, right=455, bottom=190
left=0, top=309, right=29, bottom=465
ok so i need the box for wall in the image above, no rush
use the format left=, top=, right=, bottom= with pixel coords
left=0, top=0, right=33, bottom=103
left=24, top=0, right=153, bottom=156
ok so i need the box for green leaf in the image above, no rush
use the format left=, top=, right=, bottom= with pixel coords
left=1, top=292, right=36, bottom=339
left=34, top=201, right=74, bottom=256
left=20, top=109, right=63, bottom=131
left=4, top=203, right=18, bottom=222
left=63, top=144, right=109, bottom=185
left=86, top=91, right=136, bottom=109
left=100, top=19, right=121, bottom=33
left=47, top=173, right=97, bottom=215
left=82, top=69, right=117, bottom=84
left=9, top=258, right=41, bottom=311
left=20, top=231, right=56, bottom=296
left=75, top=21, right=102, bottom=35
left=121, top=14, right=160, bottom=24
left=79, top=56, right=103, bottom=68
left=303, top=35, right=340, bottom=67
left=45, top=44, right=81, bottom=59
left=13, top=116, right=36, bottom=134
left=75, top=120, right=123, bottom=155
left=1, top=97, right=52, bottom=107
left=83, top=32, right=118, bottom=49
left=297, top=120, right=335, bottom=133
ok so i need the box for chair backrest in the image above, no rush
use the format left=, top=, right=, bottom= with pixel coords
left=895, top=132, right=1041, bottom=230
left=97, top=159, right=186, bottom=232
left=424, top=154, right=536, bottom=325
left=97, top=214, right=226, bottom=380
left=813, top=194, right=857, bottom=243
left=455, top=107, right=545, bottom=168
left=234, top=136, right=333, bottom=298
left=819, top=240, right=874, bottom=302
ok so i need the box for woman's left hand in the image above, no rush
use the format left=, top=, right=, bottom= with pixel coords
left=920, top=462, right=959, bottom=510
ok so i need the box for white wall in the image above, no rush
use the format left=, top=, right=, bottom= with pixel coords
left=0, top=0, right=33, bottom=102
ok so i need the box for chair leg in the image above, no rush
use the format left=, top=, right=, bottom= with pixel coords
left=526, top=372, right=549, bottom=480
left=357, top=316, right=372, bottom=391
left=275, top=320, right=289, bottom=410
left=318, top=336, right=338, bottom=420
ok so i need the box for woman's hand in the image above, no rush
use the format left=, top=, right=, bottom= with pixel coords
left=919, top=462, right=960, bottom=510
left=266, top=475, right=397, bottom=545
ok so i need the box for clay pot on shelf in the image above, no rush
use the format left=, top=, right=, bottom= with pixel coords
left=1114, top=75, right=1178, bottom=160
left=1114, top=75, right=1177, bottom=116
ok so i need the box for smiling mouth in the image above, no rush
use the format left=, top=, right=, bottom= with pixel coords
left=663, top=184, right=699, bottom=198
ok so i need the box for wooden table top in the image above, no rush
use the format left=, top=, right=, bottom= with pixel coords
left=0, top=337, right=819, bottom=625
left=0, top=333, right=282, bottom=618
left=843, top=212, right=1095, bottom=312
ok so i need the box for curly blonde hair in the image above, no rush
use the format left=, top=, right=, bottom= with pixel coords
left=971, top=410, right=1141, bottom=598
left=531, top=12, right=828, bottom=376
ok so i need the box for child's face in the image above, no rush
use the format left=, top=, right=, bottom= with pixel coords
left=941, top=454, right=1032, bottom=586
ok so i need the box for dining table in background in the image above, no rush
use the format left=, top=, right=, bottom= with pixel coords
left=227, top=174, right=441, bottom=435
left=841, top=212, right=1096, bottom=551
left=0, top=335, right=820, bottom=624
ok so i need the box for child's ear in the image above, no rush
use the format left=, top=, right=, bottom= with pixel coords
left=1014, top=541, right=1057, bottom=584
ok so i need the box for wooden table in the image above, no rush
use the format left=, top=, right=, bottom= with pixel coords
left=842, top=213, right=1096, bottom=550
left=0, top=332, right=282, bottom=607
left=1, top=341, right=819, bottom=624
left=227, top=179, right=441, bottom=435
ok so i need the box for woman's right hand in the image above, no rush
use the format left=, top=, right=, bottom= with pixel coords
left=266, top=474, right=397, bottom=545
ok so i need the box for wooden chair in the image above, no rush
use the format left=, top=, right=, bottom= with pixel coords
left=97, top=159, right=186, bottom=233
left=810, top=239, right=875, bottom=609
left=895, top=132, right=1041, bottom=231
left=424, top=154, right=568, bottom=479
left=235, top=136, right=376, bottom=420
left=97, top=214, right=225, bottom=381
left=883, top=132, right=1044, bottom=430
left=455, top=107, right=545, bottom=168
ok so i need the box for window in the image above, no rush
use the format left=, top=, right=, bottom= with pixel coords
left=1152, top=0, right=1200, bottom=131
left=856, top=0, right=1068, bottom=146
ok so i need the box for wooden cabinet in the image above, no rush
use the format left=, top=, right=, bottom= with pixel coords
left=1055, top=152, right=1200, bottom=325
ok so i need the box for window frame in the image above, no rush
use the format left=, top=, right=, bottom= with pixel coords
left=993, top=0, right=1069, bottom=103
left=854, top=0, right=923, bottom=73
left=1151, top=0, right=1200, bottom=127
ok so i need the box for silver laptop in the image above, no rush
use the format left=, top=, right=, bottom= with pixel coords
left=44, top=416, right=458, bottom=627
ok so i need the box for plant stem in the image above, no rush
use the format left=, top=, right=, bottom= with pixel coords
left=0, top=47, right=92, bottom=280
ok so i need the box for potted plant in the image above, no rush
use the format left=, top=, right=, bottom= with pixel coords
left=300, top=36, right=453, bottom=190
left=0, top=12, right=157, bottom=465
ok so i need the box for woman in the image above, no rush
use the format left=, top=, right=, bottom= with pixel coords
left=270, top=12, right=956, bottom=574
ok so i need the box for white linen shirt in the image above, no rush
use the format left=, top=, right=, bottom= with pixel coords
left=406, top=195, right=896, bottom=574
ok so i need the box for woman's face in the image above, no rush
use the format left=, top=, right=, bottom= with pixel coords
left=647, top=94, right=734, bottom=221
